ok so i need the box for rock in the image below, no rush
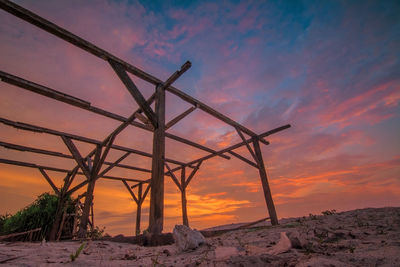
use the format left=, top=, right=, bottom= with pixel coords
left=215, top=246, right=239, bottom=260
left=266, top=232, right=292, bottom=255
left=287, top=230, right=309, bottom=248
left=172, top=225, right=206, bottom=251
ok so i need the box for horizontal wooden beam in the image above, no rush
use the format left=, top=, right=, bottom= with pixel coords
left=0, top=0, right=258, bottom=137
left=0, top=158, right=149, bottom=184
left=0, top=71, right=228, bottom=163
left=185, top=124, right=291, bottom=166
left=0, top=140, right=180, bottom=178
left=0, top=117, right=187, bottom=166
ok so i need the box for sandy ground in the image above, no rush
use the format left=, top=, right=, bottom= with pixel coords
left=1, top=207, right=399, bottom=266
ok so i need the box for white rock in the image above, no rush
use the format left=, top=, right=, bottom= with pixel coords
left=267, top=232, right=292, bottom=255
left=172, top=225, right=206, bottom=251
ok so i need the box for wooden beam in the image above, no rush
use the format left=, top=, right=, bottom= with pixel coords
left=0, top=140, right=155, bottom=175
left=38, top=168, right=59, bottom=195
left=136, top=183, right=143, bottom=236
left=0, top=0, right=259, bottom=137
left=98, top=151, right=130, bottom=177
left=149, top=84, right=165, bottom=234
left=182, top=124, right=291, bottom=167
left=185, top=161, right=202, bottom=187
left=141, top=183, right=151, bottom=205
left=228, top=151, right=258, bottom=168
left=235, top=127, right=258, bottom=164
left=109, top=59, right=157, bottom=128
left=0, top=72, right=234, bottom=161
left=61, top=136, right=91, bottom=178
left=180, top=167, right=189, bottom=227
left=0, top=117, right=188, bottom=166
left=165, top=105, right=196, bottom=130
left=122, top=180, right=138, bottom=204
left=164, top=162, right=182, bottom=191
left=164, top=133, right=230, bottom=160
left=252, top=138, right=278, bottom=225
left=0, top=70, right=90, bottom=108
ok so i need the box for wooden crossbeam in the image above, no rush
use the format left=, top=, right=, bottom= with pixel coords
left=165, top=105, right=197, bottom=130
left=0, top=117, right=187, bottom=166
left=235, top=127, right=258, bottom=164
left=0, top=71, right=231, bottom=162
left=182, top=124, right=291, bottom=167
left=122, top=180, right=139, bottom=204
left=0, top=0, right=259, bottom=137
left=38, top=168, right=60, bottom=195
left=98, top=151, right=130, bottom=177
left=185, top=161, right=202, bottom=187
left=61, top=136, right=91, bottom=178
left=109, top=59, right=157, bottom=128
left=164, top=162, right=182, bottom=191
left=228, top=151, right=258, bottom=168
left=0, top=158, right=148, bottom=185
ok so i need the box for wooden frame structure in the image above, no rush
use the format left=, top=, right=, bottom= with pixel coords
left=0, top=0, right=291, bottom=239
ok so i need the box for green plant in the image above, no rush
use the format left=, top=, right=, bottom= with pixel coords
left=87, top=226, right=105, bottom=239
left=0, top=192, right=75, bottom=239
left=70, top=242, right=86, bottom=261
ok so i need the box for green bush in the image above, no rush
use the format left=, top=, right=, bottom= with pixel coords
left=0, top=192, right=74, bottom=238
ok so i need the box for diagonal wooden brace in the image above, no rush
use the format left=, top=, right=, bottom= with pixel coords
left=109, top=59, right=158, bottom=128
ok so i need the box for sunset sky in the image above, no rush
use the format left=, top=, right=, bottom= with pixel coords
left=0, top=0, right=399, bottom=235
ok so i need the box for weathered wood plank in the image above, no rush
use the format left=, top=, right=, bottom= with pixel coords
left=164, top=162, right=182, bottom=191
left=185, top=161, right=202, bottom=187
left=235, top=127, right=258, bottom=164
left=122, top=180, right=139, bottom=204
left=0, top=72, right=235, bottom=161
left=109, top=59, right=157, bottom=128
left=0, top=117, right=188, bottom=166
left=228, top=151, right=258, bottom=168
left=136, top=183, right=143, bottom=236
left=98, top=151, right=130, bottom=177
left=165, top=106, right=196, bottom=130
left=180, top=167, right=189, bottom=226
left=149, top=84, right=165, bottom=234
left=38, top=168, right=60, bottom=195
left=61, top=136, right=91, bottom=178
left=252, top=138, right=278, bottom=225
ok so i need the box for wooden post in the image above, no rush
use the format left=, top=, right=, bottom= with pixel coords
left=252, top=137, right=279, bottom=225
left=149, top=84, right=165, bottom=234
left=136, top=183, right=142, bottom=236
left=77, top=177, right=96, bottom=237
left=180, top=167, right=189, bottom=227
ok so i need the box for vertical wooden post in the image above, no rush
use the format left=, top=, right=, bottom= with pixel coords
left=180, top=167, right=189, bottom=226
left=78, top=178, right=96, bottom=237
left=136, top=183, right=143, bottom=236
left=149, top=84, right=165, bottom=234
left=252, top=137, right=279, bottom=225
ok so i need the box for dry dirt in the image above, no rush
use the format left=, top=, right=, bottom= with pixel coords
left=1, top=207, right=399, bottom=266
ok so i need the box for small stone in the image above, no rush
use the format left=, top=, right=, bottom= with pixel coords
left=173, top=225, right=206, bottom=251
